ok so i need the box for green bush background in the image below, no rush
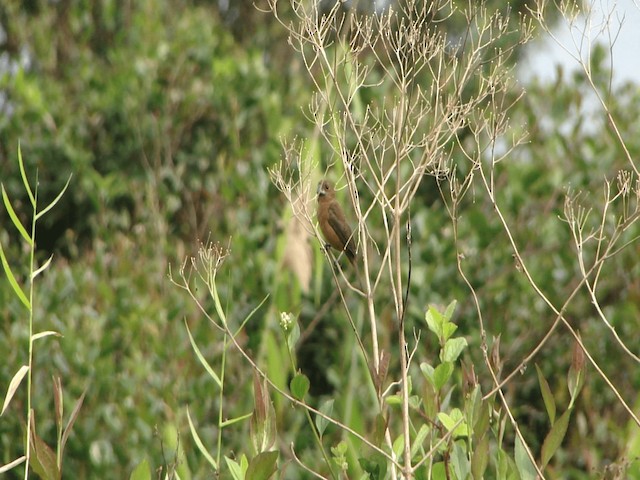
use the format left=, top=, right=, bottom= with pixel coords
left=1, top=1, right=639, bottom=478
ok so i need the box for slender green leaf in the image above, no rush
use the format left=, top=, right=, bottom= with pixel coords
left=225, top=455, right=247, bottom=480
left=220, top=411, right=252, bottom=427
left=1, top=185, right=32, bottom=245
left=1, top=365, right=29, bottom=416
left=186, top=407, right=217, bottom=469
left=234, top=294, right=269, bottom=338
left=536, top=364, right=556, bottom=425
left=31, top=254, right=54, bottom=280
left=184, top=320, right=221, bottom=387
left=567, top=366, right=585, bottom=410
left=541, top=409, right=571, bottom=468
left=32, top=331, right=62, bottom=342
left=17, top=143, right=35, bottom=207
left=36, top=174, right=72, bottom=220
left=0, top=242, right=30, bottom=310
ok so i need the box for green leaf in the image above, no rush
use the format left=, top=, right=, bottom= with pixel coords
left=1, top=365, right=29, bottom=416
left=437, top=409, right=469, bottom=438
left=285, top=318, right=300, bottom=352
left=443, top=300, right=458, bottom=320
left=225, top=455, right=248, bottom=480
left=1, top=185, right=32, bottom=245
left=0, top=242, right=30, bottom=310
left=471, top=434, right=489, bottom=479
left=290, top=373, right=310, bottom=401
left=246, top=451, right=278, bottom=480
left=17, top=143, right=35, bottom=207
left=442, top=337, right=468, bottom=362
left=385, top=394, right=402, bottom=406
left=451, top=440, right=470, bottom=480
left=514, top=434, right=537, bottom=480
left=535, top=364, right=556, bottom=425
left=541, top=409, right=571, bottom=468
left=35, top=173, right=72, bottom=220
left=32, top=331, right=62, bottom=342
left=420, top=362, right=435, bottom=385
left=31, top=254, right=54, bottom=280
left=567, top=365, right=585, bottom=409
left=425, top=306, right=444, bottom=338
left=186, top=408, right=217, bottom=469
left=220, top=412, right=253, bottom=427
left=442, top=322, right=458, bottom=342
left=431, top=462, right=447, bottom=480
left=315, top=399, right=334, bottom=437
left=410, top=424, right=430, bottom=458
left=29, top=417, right=59, bottom=480
left=433, top=362, right=454, bottom=390
left=130, top=459, right=151, bottom=480
left=184, top=320, right=221, bottom=388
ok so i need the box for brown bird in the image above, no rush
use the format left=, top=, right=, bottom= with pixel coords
left=316, top=180, right=357, bottom=265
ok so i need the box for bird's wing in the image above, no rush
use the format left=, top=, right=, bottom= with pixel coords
left=328, top=203, right=356, bottom=258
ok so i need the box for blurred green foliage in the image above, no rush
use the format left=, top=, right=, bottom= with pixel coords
left=1, top=0, right=639, bottom=478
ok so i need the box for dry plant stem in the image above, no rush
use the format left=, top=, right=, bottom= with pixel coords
left=290, top=444, right=327, bottom=479
left=393, top=88, right=413, bottom=477
left=169, top=262, right=403, bottom=471
left=531, top=0, right=638, bottom=176
left=448, top=181, right=544, bottom=477
left=477, top=161, right=640, bottom=428
left=569, top=180, right=640, bottom=363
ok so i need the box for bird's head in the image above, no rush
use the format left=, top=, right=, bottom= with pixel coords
left=317, top=180, right=334, bottom=198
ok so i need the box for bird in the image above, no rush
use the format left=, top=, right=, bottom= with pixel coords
left=316, top=180, right=357, bottom=265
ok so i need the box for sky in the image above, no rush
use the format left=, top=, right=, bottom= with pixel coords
left=520, top=0, right=640, bottom=86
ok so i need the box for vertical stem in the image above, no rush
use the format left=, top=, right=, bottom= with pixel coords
left=394, top=115, right=412, bottom=479
left=25, top=184, right=39, bottom=480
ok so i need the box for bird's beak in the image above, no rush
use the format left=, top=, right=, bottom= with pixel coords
left=317, top=182, right=325, bottom=196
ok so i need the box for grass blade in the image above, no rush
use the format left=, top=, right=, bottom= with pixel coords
left=1, top=365, right=30, bottom=416
left=0, top=242, right=30, bottom=310
left=186, top=407, right=217, bottom=469
left=184, top=320, right=222, bottom=388
left=36, top=174, right=72, bottom=221
left=31, top=254, right=54, bottom=281
left=17, top=143, right=35, bottom=207
left=32, top=331, right=63, bottom=342
left=1, top=185, right=32, bottom=245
